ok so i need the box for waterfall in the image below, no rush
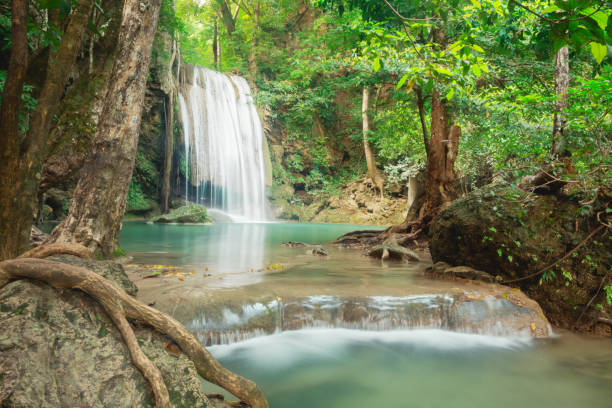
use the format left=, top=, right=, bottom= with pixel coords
left=178, top=66, right=268, bottom=221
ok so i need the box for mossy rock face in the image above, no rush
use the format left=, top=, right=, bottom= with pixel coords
left=151, top=204, right=211, bottom=224
left=429, top=183, right=612, bottom=332
left=0, top=260, right=211, bottom=408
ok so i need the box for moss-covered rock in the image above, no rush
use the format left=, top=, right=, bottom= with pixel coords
left=151, top=204, right=211, bottom=224
left=429, top=184, right=612, bottom=333
left=0, top=259, right=211, bottom=408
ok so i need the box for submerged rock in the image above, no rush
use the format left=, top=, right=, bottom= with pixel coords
left=0, top=259, right=212, bottom=407
left=425, top=262, right=498, bottom=283
left=366, top=244, right=420, bottom=261
left=429, top=183, right=612, bottom=332
left=150, top=204, right=211, bottom=224
left=308, top=246, right=329, bottom=256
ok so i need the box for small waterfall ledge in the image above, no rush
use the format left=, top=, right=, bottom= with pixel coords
left=188, top=294, right=552, bottom=346
left=178, top=66, right=268, bottom=221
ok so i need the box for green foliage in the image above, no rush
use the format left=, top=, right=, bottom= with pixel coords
left=126, top=182, right=148, bottom=211
left=0, top=71, right=38, bottom=133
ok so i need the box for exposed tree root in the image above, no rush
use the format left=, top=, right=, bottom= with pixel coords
left=103, top=298, right=172, bottom=408
left=18, top=242, right=92, bottom=259
left=0, top=258, right=269, bottom=408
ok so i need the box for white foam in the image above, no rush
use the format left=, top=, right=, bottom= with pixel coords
left=208, top=328, right=533, bottom=368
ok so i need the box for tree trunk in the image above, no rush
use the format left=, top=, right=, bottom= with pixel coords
left=421, top=89, right=459, bottom=220
left=388, top=89, right=459, bottom=236
left=213, top=18, right=219, bottom=69
left=214, top=0, right=235, bottom=37
left=361, top=86, right=384, bottom=196
left=248, top=0, right=260, bottom=77
left=552, top=46, right=569, bottom=157
left=46, top=0, right=163, bottom=256
left=161, top=93, right=174, bottom=213
left=0, top=0, right=92, bottom=261
left=0, top=0, right=29, bottom=260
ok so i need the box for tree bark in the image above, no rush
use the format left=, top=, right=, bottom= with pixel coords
left=0, top=0, right=29, bottom=261
left=0, top=0, right=93, bottom=261
left=213, top=18, right=219, bottom=69
left=552, top=46, right=569, bottom=157
left=214, top=0, right=236, bottom=37
left=46, top=0, right=163, bottom=256
left=388, top=89, right=459, bottom=236
left=361, top=86, right=385, bottom=196
left=415, top=86, right=429, bottom=155
left=248, top=0, right=260, bottom=77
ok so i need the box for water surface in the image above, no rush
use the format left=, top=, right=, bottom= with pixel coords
left=118, top=222, right=612, bottom=408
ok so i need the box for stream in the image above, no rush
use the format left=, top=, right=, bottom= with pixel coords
left=119, top=222, right=612, bottom=408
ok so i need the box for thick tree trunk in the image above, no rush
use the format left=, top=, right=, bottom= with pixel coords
left=0, top=0, right=92, bottom=261
left=361, top=86, right=385, bottom=196
left=161, top=93, right=174, bottom=213
left=552, top=46, right=569, bottom=157
left=420, top=89, right=459, bottom=224
left=46, top=0, right=163, bottom=256
left=388, top=89, right=459, bottom=236
left=248, top=0, right=260, bottom=76
left=214, top=0, right=235, bottom=37
left=0, top=0, right=29, bottom=261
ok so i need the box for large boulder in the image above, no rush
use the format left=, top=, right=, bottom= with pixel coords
left=151, top=204, right=211, bottom=224
left=0, top=258, right=212, bottom=407
left=429, top=184, right=611, bottom=333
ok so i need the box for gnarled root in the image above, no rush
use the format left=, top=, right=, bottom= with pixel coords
left=0, top=258, right=269, bottom=408
left=18, top=242, right=92, bottom=259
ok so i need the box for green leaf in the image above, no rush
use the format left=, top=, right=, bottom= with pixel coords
left=471, top=64, right=482, bottom=78
left=373, top=57, right=381, bottom=72
left=581, top=8, right=609, bottom=30
left=497, top=249, right=502, bottom=257
left=507, top=255, right=513, bottom=262
left=471, top=44, right=485, bottom=53
left=489, top=226, right=497, bottom=233
left=590, top=42, right=607, bottom=64
left=446, top=88, right=454, bottom=100
left=396, top=74, right=408, bottom=90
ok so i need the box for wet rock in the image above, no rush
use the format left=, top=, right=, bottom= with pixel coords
left=191, top=292, right=551, bottom=343
left=50, top=254, right=138, bottom=296
left=0, top=267, right=212, bottom=407
left=366, top=244, right=420, bottom=262
left=425, top=262, right=497, bottom=283
left=281, top=241, right=310, bottom=247
left=151, top=204, right=211, bottom=224
left=308, top=246, right=329, bottom=256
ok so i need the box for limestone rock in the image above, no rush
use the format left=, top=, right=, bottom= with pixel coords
left=0, top=267, right=211, bottom=407
left=50, top=254, right=138, bottom=296
left=151, top=204, right=210, bottom=224
left=425, top=262, right=497, bottom=283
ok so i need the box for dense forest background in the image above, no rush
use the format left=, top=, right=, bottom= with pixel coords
left=0, top=0, right=610, bottom=225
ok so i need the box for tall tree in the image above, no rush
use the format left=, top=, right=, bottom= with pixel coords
left=46, top=0, right=164, bottom=256
left=0, top=0, right=93, bottom=260
left=361, top=86, right=385, bottom=196
left=552, top=45, right=569, bottom=157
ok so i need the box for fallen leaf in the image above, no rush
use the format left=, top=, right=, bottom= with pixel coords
left=530, top=322, right=536, bottom=331
left=178, top=276, right=184, bottom=281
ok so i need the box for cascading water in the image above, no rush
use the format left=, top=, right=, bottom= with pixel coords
left=178, top=66, right=268, bottom=221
